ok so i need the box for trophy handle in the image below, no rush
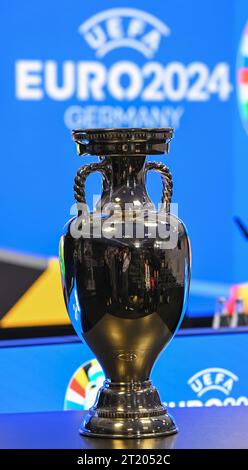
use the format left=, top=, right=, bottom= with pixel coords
left=145, top=162, right=173, bottom=210
left=74, top=161, right=111, bottom=204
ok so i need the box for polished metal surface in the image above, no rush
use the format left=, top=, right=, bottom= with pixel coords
left=80, top=380, right=177, bottom=438
left=60, top=128, right=191, bottom=438
left=72, top=127, right=174, bottom=156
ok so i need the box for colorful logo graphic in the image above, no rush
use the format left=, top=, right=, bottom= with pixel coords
left=237, top=22, right=248, bottom=134
left=64, top=359, right=105, bottom=410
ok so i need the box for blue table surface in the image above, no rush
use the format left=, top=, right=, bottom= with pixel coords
left=0, top=407, right=247, bottom=449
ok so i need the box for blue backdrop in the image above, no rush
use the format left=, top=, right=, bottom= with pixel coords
left=1, top=0, right=248, bottom=314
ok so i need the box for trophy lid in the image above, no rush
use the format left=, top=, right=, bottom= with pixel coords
left=72, top=128, right=174, bottom=157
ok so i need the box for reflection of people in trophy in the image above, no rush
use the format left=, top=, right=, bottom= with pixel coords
left=151, top=270, right=160, bottom=312
left=84, top=241, right=96, bottom=291
left=122, top=248, right=131, bottom=306
left=104, top=247, right=118, bottom=303
left=144, top=258, right=151, bottom=313
left=116, top=249, right=123, bottom=299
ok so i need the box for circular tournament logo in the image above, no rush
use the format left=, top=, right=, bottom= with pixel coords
left=237, top=22, right=248, bottom=134
left=64, top=359, right=105, bottom=410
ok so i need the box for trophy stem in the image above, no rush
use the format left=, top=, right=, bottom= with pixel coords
left=80, top=380, right=178, bottom=439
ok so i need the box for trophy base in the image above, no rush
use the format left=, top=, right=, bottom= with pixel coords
left=80, top=380, right=178, bottom=439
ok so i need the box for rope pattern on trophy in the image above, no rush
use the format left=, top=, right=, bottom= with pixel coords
left=74, top=161, right=173, bottom=212
left=145, top=162, right=173, bottom=210
left=74, top=161, right=111, bottom=204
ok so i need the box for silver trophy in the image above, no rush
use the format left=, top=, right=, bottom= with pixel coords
left=60, top=128, right=191, bottom=438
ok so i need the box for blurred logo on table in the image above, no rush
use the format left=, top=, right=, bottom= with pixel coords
left=237, top=22, right=248, bottom=135
left=64, top=359, right=105, bottom=410
left=15, top=8, right=232, bottom=130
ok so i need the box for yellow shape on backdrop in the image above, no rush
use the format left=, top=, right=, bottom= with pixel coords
left=1, top=258, right=69, bottom=327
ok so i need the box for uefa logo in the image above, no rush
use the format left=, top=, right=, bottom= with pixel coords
left=166, top=367, right=248, bottom=408
left=188, top=367, right=238, bottom=398
left=237, top=21, right=248, bottom=135
left=185, top=367, right=248, bottom=407
left=78, top=8, right=170, bottom=59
